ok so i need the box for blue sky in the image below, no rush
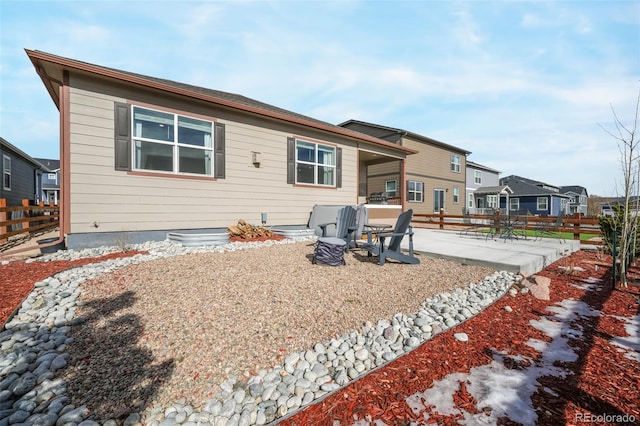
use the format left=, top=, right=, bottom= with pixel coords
left=1, top=0, right=638, bottom=196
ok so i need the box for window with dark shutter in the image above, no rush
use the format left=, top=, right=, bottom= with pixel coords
left=214, top=122, right=225, bottom=179
left=336, top=147, right=342, bottom=188
left=124, top=104, right=219, bottom=177
left=287, top=137, right=339, bottom=187
left=287, top=137, right=295, bottom=184
left=114, top=102, right=131, bottom=171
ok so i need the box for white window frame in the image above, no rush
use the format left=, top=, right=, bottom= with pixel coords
left=295, top=139, right=336, bottom=186
left=468, top=193, right=474, bottom=209
left=47, top=173, right=57, bottom=181
left=510, top=198, right=520, bottom=211
left=132, top=105, right=215, bottom=176
left=474, top=170, right=482, bottom=185
left=537, top=197, right=548, bottom=211
left=385, top=180, right=398, bottom=197
left=453, top=186, right=459, bottom=203
left=450, top=154, right=461, bottom=173
left=487, top=195, right=498, bottom=209
left=407, top=180, right=423, bottom=202
left=2, top=155, right=10, bottom=190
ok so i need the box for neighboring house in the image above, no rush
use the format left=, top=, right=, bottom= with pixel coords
left=338, top=120, right=470, bottom=216
left=600, top=196, right=640, bottom=217
left=26, top=50, right=417, bottom=249
left=35, top=158, right=60, bottom=205
left=0, top=137, right=44, bottom=206
left=499, top=175, right=570, bottom=216
left=560, top=185, right=588, bottom=215
left=465, top=161, right=501, bottom=214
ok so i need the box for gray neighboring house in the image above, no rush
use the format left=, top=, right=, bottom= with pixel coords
left=0, top=137, right=44, bottom=206
left=465, top=161, right=500, bottom=214
left=560, top=185, right=588, bottom=215
left=34, top=158, right=60, bottom=205
left=600, top=196, right=640, bottom=216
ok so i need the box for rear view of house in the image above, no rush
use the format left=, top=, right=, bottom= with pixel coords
left=26, top=50, right=417, bottom=249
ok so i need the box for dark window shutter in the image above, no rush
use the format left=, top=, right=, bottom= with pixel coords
left=336, top=147, right=342, bottom=188
left=114, top=102, right=131, bottom=171
left=287, top=137, right=295, bottom=184
left=421, top=181, right=425, bottom=203
left=214, top=122, right=225, bottom=179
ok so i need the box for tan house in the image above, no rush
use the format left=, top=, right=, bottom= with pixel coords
left=339, top=120, right=470, bottom=217
left=26, top=50, right=417, bottom=249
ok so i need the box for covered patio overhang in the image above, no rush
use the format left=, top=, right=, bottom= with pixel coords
left=356, top=145, right=414, bottom=208
left=473, top=185, right=514, bottom=214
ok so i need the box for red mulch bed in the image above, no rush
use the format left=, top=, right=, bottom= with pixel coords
left=1, top=245, right=638, bottom=425
left=0, top=251, right=147, bottom=327
left=280, top=250, right=640, bottom=425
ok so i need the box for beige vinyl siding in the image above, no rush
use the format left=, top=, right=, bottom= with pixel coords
left=399, top=137, right=466, bottom=216
left=67, top=76, right=359, bottom=234
left=366, top=161, right=401, bottom=196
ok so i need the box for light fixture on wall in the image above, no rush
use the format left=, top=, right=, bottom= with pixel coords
left=252, top=151, right=261, bottom=168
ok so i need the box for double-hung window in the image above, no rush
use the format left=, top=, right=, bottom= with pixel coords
left=2, top=155, right=10, bottom=190
left=453, top=186, right=459, bottom=203
left=474, top=170, right=482, bottom=184
left=450, top=154, right=461, bottom=173
left=295, top=139, right=336, bottom=186
left=385, top=180, right=397, bottom=197
left=537, top=197, right=548, bottom=211
left=510, top=198, right=520, bottom=211
left=132, top=106, right=214, bottom=176
left=408, top=180, right=423, bottom=202
left=487, top=195, right=498, bottom=209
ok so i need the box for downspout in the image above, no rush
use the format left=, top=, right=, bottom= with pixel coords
left=1, top=68, right=68, bottom=258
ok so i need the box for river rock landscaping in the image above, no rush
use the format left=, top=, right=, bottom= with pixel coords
left=0, top=237, right=638, bottom=425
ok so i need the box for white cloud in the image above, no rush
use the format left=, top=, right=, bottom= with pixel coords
left=0, top=0, right=637, bottom=197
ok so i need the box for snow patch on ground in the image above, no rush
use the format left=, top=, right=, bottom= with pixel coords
left=403, top=296, right=622, bottom=426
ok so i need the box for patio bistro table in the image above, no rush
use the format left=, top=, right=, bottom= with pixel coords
left=364, top=223, right=393, bottom=249
left=496, top=215, right=526, bottom=241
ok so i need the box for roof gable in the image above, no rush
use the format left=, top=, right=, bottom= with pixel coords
left=466, top=160, right=501, bottom=174
left=560, top=185, right=588, bottom=197
left=338, top=119, right=471, bottom=155
left=26, top=50, right=417, bottom=157
left=34, top=158, right=60, bottom=171
left=500, top=175, right=560, bottom=192
left=0, top=137, right=45, bottom=169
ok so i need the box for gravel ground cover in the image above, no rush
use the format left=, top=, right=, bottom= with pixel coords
left=59, top=241, right=494, bottom=421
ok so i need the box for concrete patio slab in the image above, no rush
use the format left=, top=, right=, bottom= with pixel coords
left=402, top=228, right=581, bottom=275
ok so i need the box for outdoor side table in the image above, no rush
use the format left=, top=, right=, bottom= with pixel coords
left=312, top=237, right=347, bottom=266
left=364, top=223, right=392, bottom=248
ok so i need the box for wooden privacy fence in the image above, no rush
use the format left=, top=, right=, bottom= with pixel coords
left=413, top=210, right=602, bottom=245
left=0, top=199, right=60, bottom=245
